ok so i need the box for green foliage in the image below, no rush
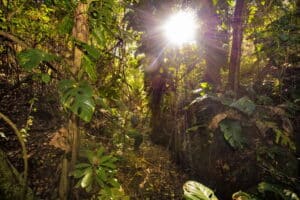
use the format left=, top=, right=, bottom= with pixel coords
left=17, top=49, right=57, bottom=71
left=183, top=181, right=300, bottom=200
left=72, top=147, right=119, bottom=193
left=256, top=146, right=298, bottom=188
left=219, top=119, right=246, bottom=149
left=98, top=187, right=130, bottom=200
left=82, top=55, right=98, bottom=82
left=230, top=97, right=256, bottom=116
left=258, top=182, right=299, bottom=200
left=127, top=129, right=143, bottom=150
left=183, top=181, right=218, bottom=200
left=58, top=80, right=95, bottom=122
left=192, top=82, right=213, bottom=97
left=58, top=15, right=74, bottom=35
left=232, top=191, right=257, bottom=200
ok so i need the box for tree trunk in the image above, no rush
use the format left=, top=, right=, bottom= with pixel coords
left=59, top=2, right=89, bottom=199
left=70, top=0, right=89, bottom=172
left=228, top=0, right=245, bottom=94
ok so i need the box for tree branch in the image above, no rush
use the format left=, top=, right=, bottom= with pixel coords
left=0, top=30, right=30, bottom=48
left=0, top=112, right=28, bottom=200
left=0, top=30, right=60, bottom=74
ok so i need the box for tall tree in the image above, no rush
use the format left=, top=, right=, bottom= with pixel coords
left=228, top=0, right=245, bottom=94
left=59, top=2, right=90, bottom=200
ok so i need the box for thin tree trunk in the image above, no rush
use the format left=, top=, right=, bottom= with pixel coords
left=70, top=1, right=89, bottom=172
left=228, top=0, right=245, bottom=94
left=59, top=2, right=89, bottom=200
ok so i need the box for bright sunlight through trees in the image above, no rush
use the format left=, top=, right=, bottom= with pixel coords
left=163, top=10, right=198, bottom=46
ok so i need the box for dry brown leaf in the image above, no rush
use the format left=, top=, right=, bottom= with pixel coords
left=208, top=110, right=242, bottom=130
left=208, top=113, right=227, bottom=130
left=49, top=127, right=70, bottom=152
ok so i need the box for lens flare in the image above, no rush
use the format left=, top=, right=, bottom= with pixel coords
left=163, top=11, right=197, bottom=46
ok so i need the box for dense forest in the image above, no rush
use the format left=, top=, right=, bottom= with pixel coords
left=0, top=0, right=299, bottom=199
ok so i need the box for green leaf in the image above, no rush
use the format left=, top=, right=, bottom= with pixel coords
left=71, top=169, right=86, bottom=178
left=101, top=162, right=116, bottom=169
left=82, top=55, right=97, bottom=82
left=58, top=80, right=95, bottom=122
left=272, top=127, right=296, bottom=151
left=219, top=119, right=245, bottom=149
left=58, top=15, right=74, bottom=35
left=258, top=182, right=299, bottom=200
left=96, top=147, right=105, bottom=157
left=41, top=73, right=51, bottom=83
left=81, top=168, right=93, bottom=188
left=108, top=178, right=120, bottom=188
left=183, top=180, right=218, bottom=200
left=230, top=96, right=256, bottom=116
left=82, top=43, right=101, bottom=60
left=84, top=150, right=95, bottom=164
left=95, top=174, right=105, bottom=187
left=97, top=168, right=108, bottom=182
left=17, top=49, right=57, bottom=71
left=232, top=191, right=256, bottom=200
left=75, top=163, right=91, bottom=169
left=98, top=187, right=130, bottom=200
left=99, top=155, right=113, bottom=164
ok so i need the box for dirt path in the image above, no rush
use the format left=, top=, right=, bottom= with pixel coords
left=118, top=141, right=189, bottom=200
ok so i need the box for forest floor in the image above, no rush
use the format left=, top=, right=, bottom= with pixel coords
left=0, top=81, right=188, bottom=199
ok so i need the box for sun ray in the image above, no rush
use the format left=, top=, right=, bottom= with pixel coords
left=163, top=11, right=197, bottom=46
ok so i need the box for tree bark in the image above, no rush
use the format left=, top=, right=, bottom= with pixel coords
left=59, top=2, right=89, bottom=200
left=228, top=0, right=245, bottom=94
left=70, top=1, right=89, bottom=171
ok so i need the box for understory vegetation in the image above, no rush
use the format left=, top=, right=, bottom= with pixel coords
left=0, top=0, right=299, bottom=199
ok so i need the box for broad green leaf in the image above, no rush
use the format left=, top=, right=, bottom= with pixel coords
left=183, top=180, right=218, bottom=200
left=17, top=49, right=57, bottom=71
left=230, top=96, right=256, bottom=116
left=81, top=168, right=93, bottom=188
left=82, top=43, right=101, bottom=60
left=82, top=55, right=97, bottom=82
left=58, top=80, right=95, bottom=122
left=92, top=28, right=105, bottom=47
left=219, top=119, right=245, bottom=149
